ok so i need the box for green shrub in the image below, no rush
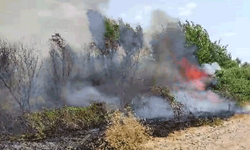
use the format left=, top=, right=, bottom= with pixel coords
left=180, top=20, right=249, bottom=104
left=180, top=20, right=239, bottom=69
left=104, top=18, right=120, bottom=41
left=103, top=18, right=140, bottom=50
left=215, top=67, right=250, bottom=104
left=17, top=102, right=110, bottom=141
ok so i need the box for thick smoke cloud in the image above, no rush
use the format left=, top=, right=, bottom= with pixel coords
left=0, top=0, right=111, bottom=113
left=65, top=8, right=245, bottom=120
left=0, top=1, right=248, bottom=120
left=0, top=0, right=110, bottom=56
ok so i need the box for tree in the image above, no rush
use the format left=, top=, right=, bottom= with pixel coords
left=242, top=62, right=250, bottom=68
left=46, top=33, right=74, bottom=103
left=236, top=58, right=241, bottom=64
left=179, top=20, right=238, bottom=69
left=0, top=38, right=42, bottom=113
left=179, top=20, right=250, bottom=104
left=215, top=67, right=250, bottom=104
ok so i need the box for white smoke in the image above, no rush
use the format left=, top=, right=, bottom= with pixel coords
left=202, top=62, right=221, bottom=76
left=0, top=1, right=247, bottom=120
left=65, top=86, right=120, bottom=111
left=0, top=0, right=110, bottom=56
left=131, top=96, right=174, bottom=119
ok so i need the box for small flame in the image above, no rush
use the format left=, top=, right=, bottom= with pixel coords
left=179, top=58, right=208, bottom=80
left=179, top=58, right=208, bottom=91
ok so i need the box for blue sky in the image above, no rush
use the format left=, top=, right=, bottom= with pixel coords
left=106, top=0, right=250, bottom=63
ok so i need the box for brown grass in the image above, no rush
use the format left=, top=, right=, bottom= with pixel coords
left=8, top=102, right=109, bottom=141
left=105, top=110, right=151, bottom=150
left=197, top=117, right=224, bottom=127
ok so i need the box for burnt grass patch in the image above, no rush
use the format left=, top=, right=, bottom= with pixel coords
left=0, top=100, right=237, bottom=149
left=0, top=102, right=111, bottom=149
left=140, top=110, right=235, bottom=137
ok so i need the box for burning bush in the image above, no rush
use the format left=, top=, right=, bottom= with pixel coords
left=180, top=20, right=249, bottom=106
left=1, top=7, right=249, bottom=150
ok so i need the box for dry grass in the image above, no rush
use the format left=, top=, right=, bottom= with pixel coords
left=105, top=110, right=151, bottom=150
left=7, top=102, right=109, bottom=142
left=196, top=117, right=224, bottom=127
left=0, top=101, right=240, bottom=149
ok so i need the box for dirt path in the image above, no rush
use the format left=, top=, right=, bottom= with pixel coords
left=144, top=114, right=250, bottom=150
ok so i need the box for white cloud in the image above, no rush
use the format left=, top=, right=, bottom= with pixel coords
left=221, top=32, right=237, bottom=37
left=178, top=10, right=192, bottom=16
left=235, top=48, right=249, bottom=53
left=186, top=2, right=197, bottom=9
left=133, top=5, right=152, bottom=21
left=167, top=7, right=175, bottom=10
left=120, top=13, right=126, bottom=18
left=178, top=2, right=197, bottom=16
left=143, top=5, right=152, bottom=13
left=135, top=14, right=143, bottom=20
left=118, top=5, right=152, bottom=22
left=134, top=10, right=143, bottom=20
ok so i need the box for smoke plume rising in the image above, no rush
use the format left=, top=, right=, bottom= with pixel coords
left=63, top=9, right=245, bottom=119
left=0, top=1, right=248, bottom=121
left=0, top=0, right=110, bottom=56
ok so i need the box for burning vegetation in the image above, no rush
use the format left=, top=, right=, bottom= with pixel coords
left=0, top=8, right=249, bottom=150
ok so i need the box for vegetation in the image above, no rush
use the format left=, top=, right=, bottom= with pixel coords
left=103, top=19, right=250, bottom=106
left=180, top=20, right=250, bottom=105
left=2, top=102, right=226, bottom=149
left=105, top=110, right=151, bottom=150
left=104, top=18, right=120, bottom=51
left=179, top=20, right=239, bottom=69
left=10, top=102, right=109, bottom=141
left=0, top=14, right=249, bottom=149
left=215, top=67, right=250, bottom=104
left=104, top=18, right=120, bottom=42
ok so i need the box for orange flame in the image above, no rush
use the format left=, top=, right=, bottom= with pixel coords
left=179, top=58, right=208, bottom=91
left=177, top=58, right=223, bottom=103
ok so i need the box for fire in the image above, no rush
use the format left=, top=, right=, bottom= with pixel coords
left=157, top=34, right=224, bottom=105
left=176, top=58, right=223, bottom=103
left=179, top=58, right=207, bottom=80
left=179, top=58, right=208, bottom=91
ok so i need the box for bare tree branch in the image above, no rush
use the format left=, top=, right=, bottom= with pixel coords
left=0, top=38, right=42, bottom=113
